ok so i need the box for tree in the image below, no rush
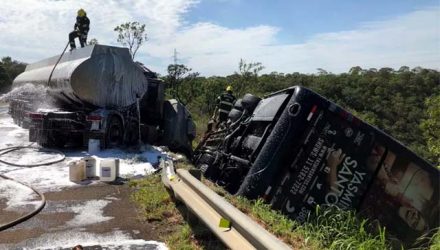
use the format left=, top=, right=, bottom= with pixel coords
left=0, top=57, right=26, bottom=93
left=237, top=58, right=264, bottom=78
left=398, top=66, right=410, bottom=73
left=349, top=66, right=363, bottom=75
left=88, top=38, right=99, bottom=45
left=421, top=95, right=440, bottom=167
left=114, top=22, right=148, bottom=59
left=234, top=59, right=264, bottom=96
left=316, top=68, right=328, bottom=75
left=166, top=64, right=199, bottom=104
left=0, top=65, right=11, bottom=93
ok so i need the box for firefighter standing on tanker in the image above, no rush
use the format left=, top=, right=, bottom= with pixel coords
left=214, top=86, right=236, bottom=124
left=69, top=9, right=90, bottom=51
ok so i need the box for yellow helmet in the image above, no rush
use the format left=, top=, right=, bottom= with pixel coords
left=77, top=9, right=86, bottom=17
left=226, top=85, right=233, bottom=92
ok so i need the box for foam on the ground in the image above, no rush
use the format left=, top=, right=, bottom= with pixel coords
left=65, top=199, right=113, bottom=227
left=0, top=230, right=168, bottom=250
left=0, top=179, right=39, bottom=211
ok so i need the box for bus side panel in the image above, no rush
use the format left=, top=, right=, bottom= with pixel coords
left=267, top=94, right=378, bottom=223
left=262, top=87, right=439, bottom=245
left=359, top=145, right=439, bottom=245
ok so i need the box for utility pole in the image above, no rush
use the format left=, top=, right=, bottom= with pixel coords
left=173, top=48, right=178, bottom=65
left=172, top=49, right=178, bottom=98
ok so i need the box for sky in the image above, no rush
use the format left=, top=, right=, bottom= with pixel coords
left=0, top=0, right=438, bottom=76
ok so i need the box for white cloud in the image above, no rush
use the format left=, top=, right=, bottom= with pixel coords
left=0, top=0, right=198, bottom=62
left=0, top=1, right=438, bottom=76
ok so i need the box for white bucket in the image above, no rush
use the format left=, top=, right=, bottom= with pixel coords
left=99, top=158, right=120, bottom=182
left=88, top=139, right=100, bottom=154
left=69, top=160, right=86, bottom=182
left=83, top=157, right=97, bottom=178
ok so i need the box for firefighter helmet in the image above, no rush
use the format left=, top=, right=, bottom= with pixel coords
left=77, top=9, right=86, bottom=17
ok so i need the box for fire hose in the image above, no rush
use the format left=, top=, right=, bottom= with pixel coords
left=0, top=146, right=66, bottom=231
left=0, top=146, right=65, bottom=167
left=0, top=41, right=70, bottom=231
left=0, top=174, right=46, bottom=231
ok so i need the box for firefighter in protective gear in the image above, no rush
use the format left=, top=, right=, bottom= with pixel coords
left=215, top=85, right=236, bottom=123
left=69, top=9, right=90, bottom=51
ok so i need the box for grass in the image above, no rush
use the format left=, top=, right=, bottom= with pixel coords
left=203, top=177, right=394, bottom=250
left=130, top=162, right=439, bottom=250
left=430, top=231, right=440, bottom=250
left=129, top=173, right=225, bottom=250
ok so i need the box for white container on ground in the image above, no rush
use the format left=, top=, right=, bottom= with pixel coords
left=83, top=157, right=97, bottom=178
left=69, top=160, right=86, bottom=182
left=88, top=139, right=100, bottom=154
left=99, top=158, right=120, bottom=182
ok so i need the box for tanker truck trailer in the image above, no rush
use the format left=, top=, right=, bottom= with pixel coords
left=10, top=45, right=195, bottom=155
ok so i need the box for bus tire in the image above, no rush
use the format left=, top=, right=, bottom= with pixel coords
left=242, top=94, right=261, bottom=113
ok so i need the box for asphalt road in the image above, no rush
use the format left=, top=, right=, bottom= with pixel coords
left=0, top=104, right=167, bottom=250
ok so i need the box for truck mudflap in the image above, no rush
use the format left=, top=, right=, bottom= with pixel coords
left=160, top=99, right=196, bottom=156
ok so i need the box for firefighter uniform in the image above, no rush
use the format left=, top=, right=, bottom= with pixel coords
left=69, top=9, right=90, bottom=50
left=216, top=88, right=236, bottom=123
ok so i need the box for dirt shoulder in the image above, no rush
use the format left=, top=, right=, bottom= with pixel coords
left=0, top=182, right=164, bottom=249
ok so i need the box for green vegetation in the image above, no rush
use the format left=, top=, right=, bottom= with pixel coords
left=114, top=21, right=148, bottom=59
left=204, top=176, right=393, bottom=250
left=0, top=57, right=26, bottom=93
left=421, top=95, right=440, bottom=168
left=165, top=63, right=440, bottom=165
left=1, top=52, right=438, bottom=247
left=131, top=170, right=439, bottom=249
left=129, top=174, right=225, bottom=249
left=430, top=231, right=440, bottom=250
left=1, top=53, right=437, bottom=165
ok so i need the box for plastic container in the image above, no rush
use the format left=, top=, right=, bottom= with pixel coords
left=88, top=139, right=100, bottom=154
left=69, top=160, right=86, bottom=182
left=99, top=158, right=120, bottom=182
left=83, top=157, right=97, bottom=178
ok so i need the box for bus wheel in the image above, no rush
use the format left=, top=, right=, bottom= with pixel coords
left=106, top=116, right=123, bottom=148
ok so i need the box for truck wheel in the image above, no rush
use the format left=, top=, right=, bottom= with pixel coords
left=124, top=120, right=139, bottom=146
left=106, top=116, right=123, bottom=148
left=52, top=133, right=67, bottom=148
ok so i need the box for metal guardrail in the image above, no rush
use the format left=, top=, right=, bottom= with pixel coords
left=161, top=159, right=291, bottom=250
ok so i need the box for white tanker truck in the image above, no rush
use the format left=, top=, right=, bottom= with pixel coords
left=9, top=44, right=195, bottom=155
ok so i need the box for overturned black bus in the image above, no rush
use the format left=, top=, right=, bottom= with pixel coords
left=194, top=86, right=439, bottom=245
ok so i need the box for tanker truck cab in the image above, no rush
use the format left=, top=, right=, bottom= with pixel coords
left=12, top=44, right=195, bottom=155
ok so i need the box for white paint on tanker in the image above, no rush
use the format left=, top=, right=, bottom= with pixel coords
left=12, top=45, right=149, bottom=109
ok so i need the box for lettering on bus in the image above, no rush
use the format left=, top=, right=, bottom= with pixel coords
left=290, top=137, right=326, bottom=196
left=324, top=154, right=367, bottom=209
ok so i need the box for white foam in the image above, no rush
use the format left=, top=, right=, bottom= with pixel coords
left=0, top=179, right=39, bottom=211
left=0, top=230, right=168, bottom=250
left=0, top=114, right=29, bottom=148
left=65, top=200, right=113, bottom=227
left=0, top=147, right=163, bottom=193
left=0, top=83, right=54, bottom=108
left=3, top=164, right=78, bottom=192
left=0, top=147, right=64, bottom=166
left=0, top=104, right=169, bottom=249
